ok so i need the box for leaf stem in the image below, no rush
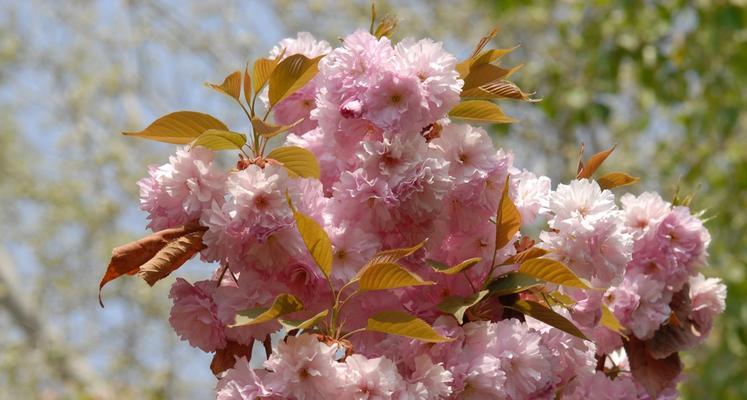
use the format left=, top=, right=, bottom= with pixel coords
left=340, top=328, right=366, bottom=341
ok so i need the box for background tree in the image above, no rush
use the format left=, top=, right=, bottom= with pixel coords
left=0, top=0, right=742, bottom=398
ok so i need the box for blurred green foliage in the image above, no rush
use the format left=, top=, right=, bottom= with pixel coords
left=481, top=1, right=747, bottom=398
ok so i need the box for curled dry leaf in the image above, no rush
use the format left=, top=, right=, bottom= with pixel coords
left=98, top=221, right=207, bottom=306
left=625, top=337, right=683, bottom=398
left=210, top=340, right=253, bottom=376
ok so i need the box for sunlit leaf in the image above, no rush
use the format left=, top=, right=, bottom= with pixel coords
left=601, top=304, right=628, bottom=339
left=206, top=70, right=242, bottom=101
left=456, top=44, right=519, bottom=79
left=98, top=222, right=207, bottom=306
left=231, top=293, right=304, bottom=327
left=487, top=272, right=542, bottom=297
left=268, top=54, right=322, bottom=106
left=472, top=46, right=519, bottom=65
left=508, top=300, right=588, bottom=340
left=438, top=290, right=489, bottom=324
left=494, top=176, right=522, bottom=251
left=189, top=129, right=246, bottom=151
left=359, top=263, right=434, bottom=291
left=290, top=202, right=333, bottom=278
left=266, top=146, right=321, bottom=179
left=252, top=58, right=277, bottom=95
left=502, top=247, right=549, bottom=265
left=279, top=309, right=329, bottom=332
left=577, top=145, right=616, bottom=179
left=122, top=111, right=229, bottom=144
left=374, top=14, right=398, bottom=39
left=468, top=28, right=498, bottom=59
left=252, top=117, right=297, bottom=138
left=547, top=291, right=575, bottom=306
left=461, top=80, right=537, bottom=102
left=243, top=64, right=252, bottom=105
left=429, top=257, right=482, bottom=275
left=367, top=311, right=452, bottom=343
left=625, top=337, right=683, bottom=398
left=518, top=258, right=591, bottom=289
left=354, top=240, right=427, bottom=280
left=597, top=172, right=640, bottom=190
left=449, top=100, right=516, bottom=124
left=462, top=63, right=523, bottom=92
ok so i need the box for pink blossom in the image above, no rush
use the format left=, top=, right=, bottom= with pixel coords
left=138, top=147, right=226, bottom=231
left=343, top=354, right=404, bottom=399
left=168, top=278, right=226, bottom=352
left=200, top=164, right=303, bottom=270
left=269, top=32, right=331, bottom=61
left=620, top=192, right=671, bottom=239
left=541, top=179, right=632, bottom=287
left=563, top=372, right=639, bottom=400
left=394, top=38, right=463, bottom=124
left=689, top=273, right=726, bottom=336
left=264, top=334, right=348, bottom=399
left=512, top=170, right=552, bottom=225
left=362, top=71, right=426, bottom=133
left=216, top=358, right=273, bottom=400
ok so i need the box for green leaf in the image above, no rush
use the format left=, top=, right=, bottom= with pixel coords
left=600, top=304, right=628, bottom=339
left=487, top=272, right=542, bottom=297
left=438, top=290, right=489, bottom=324
left=252, top=57, right=278, bottom=95
left=252, top=117, right=297, bottom=138
left=279, top=309, right=329, bottom=332
left=266, top=146, right=321, bottom=179
left=359, top=263, right=435, bottom=291
left=507, top=300, right=588, bottom=340
left=268, top=54, right=322, bottom=106
left=449, top=100, right=516, bottom=124
left=122, top=111, right=229, bottom=144
left=231, top=293, right=303, bottom=327
left=429, top=257, right=482, bottom=275
left=367, top=311, right=452, bottom=343
left=597, top=171, right=640, bottom=190
left=290, top=201, right=333, bottom=278
left=189, top=129, right=247, bottom=151
left=494, top=176, right=522, bottom=250
left=518, top=258, right=591, bottom=289
left=206, top=70, right=242, bottom=101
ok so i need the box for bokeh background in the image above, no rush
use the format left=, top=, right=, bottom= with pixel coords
left=0, top=0, right=745, bottom=398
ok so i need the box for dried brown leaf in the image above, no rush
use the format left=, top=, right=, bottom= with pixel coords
left=625, top=337, right=683, bottom=398
left=99, top=222, right=206, bottom=306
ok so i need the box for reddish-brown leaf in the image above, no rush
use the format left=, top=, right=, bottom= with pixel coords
left=646, top=284, right=701, bottom=359
left=577, top=144, right=616, bottom=179
left=625, top=337, right=683, bottom=398
left=99, top=222, right=207, bottom=306
left=210, top=340, right=253, bottom=376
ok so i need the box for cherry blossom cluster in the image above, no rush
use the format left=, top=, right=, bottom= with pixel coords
left=132, top=30, right=726, bottom=399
